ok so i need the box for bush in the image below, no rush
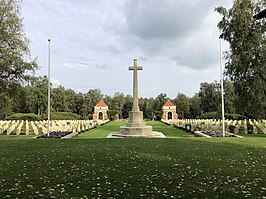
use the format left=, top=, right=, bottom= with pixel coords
left=154, top=111, right=162, bottom=121
left=41, top=112, right=81, bottom=120
left=199, top=112, right=218, bottom=119
left=229, top=125, right=236, bottom=133
left=107, top=110, right=119, bottom=121
left=5, top=113, right=41, bottom=121
left=199, top=112, right=248, bottom=120
left=224, top=113, right=248, bottom=120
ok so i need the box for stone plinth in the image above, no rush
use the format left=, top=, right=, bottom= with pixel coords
left=108, top=111, right=166, bottom=138
left=127, top=111, right=145, bottom=127
left=120, top=125, right=153, bottom=135
left=120, top=111, right=152, bottom=135
left=107, top=130, right=166, bottom=138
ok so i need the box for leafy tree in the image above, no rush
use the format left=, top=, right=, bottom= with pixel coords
left=122, top=94, right=133, bottom=119
left=29, top=76, right=49, bottom=115
left=189, top=93, right=201, bottom=118
left=0, top=0, right=37, bottom=118
left=64, top=88, right=78, bottom=113
left=52, top=86, right=67, bottom=112
left=143, top=98, right=154, bottom=120
left=107, top=110, right=119, bottom=121
left=12, top=76, right=50, bottom=116
left=154, top=93, right=167, bottom=111
left=74, top=93, right=85, bottom=117
left=0, top=93, right=12, bottom=118
left=173, top=93, right=190, bottom=119
left=223, top=80, right=237, bottom=114
left=103, top=95, right=112, bottom=109
left=216, top=0, right=266, bottom=119
left=84, top=89, right=103, bottom=116
left=111, top=92, right=125, bottom=119
left=139, top=98, right=154, bottom=120
left=199, top=82, right=221, bottom=113
left=0, top=0, right=37, bottom=94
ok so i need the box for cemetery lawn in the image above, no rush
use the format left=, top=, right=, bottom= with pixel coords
left=0, top=122, right=265, bottom=198
left=79, top=120, right=192, bottom=138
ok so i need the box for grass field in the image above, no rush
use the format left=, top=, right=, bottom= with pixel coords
left=0, top=121, right=266, bottom=198
left=79, top=120, right=193, bottom=138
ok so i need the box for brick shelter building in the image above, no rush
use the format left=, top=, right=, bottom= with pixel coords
left=93, top=100, right=109, bottom=121
left=162, top=99, right=178, bottom=120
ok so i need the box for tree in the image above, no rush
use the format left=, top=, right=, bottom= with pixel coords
left=189, top=93, right=201, bottom=118
left=143, top=98, right=154, bottom=120
left=199, top=82, right=221, bottom=113
left=111, top=92, right=125, bottom=119
left=122, top=94, right=133, bottom=119
left=154, top=93, right=167, bottom=111
left=64, top=88, right=78, bottom=113
left=0, top=93, right=12, bottom=118
left=0, top=0, right=37, bottom=118
left=223, top=80, right=237, bottom=114
left=74, top=93, right=85, bottom=117
left=52, top=86, right=67, bottom=112
left=173, top=93, right=190, bottom=119
left=0, top=0, right=37, bottom=94
left=84, top=89, right=103, bottom=117
left=29, top=76, right=49, bottom=115
left=216, top=0, right=266, bottom=119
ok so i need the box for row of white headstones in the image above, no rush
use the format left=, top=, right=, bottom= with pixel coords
left=162, top=119, right=266, bottom=134
left=0, top=120, right=109, bottom=136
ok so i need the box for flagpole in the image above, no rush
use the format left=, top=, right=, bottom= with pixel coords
left=47, top=39, right=51, bottom=137
left=219, top=37, right=225, bottom=137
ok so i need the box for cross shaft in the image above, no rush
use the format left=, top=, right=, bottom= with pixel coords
left=129, top=59, right=142, bottom=111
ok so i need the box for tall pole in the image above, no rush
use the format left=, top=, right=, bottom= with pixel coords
left=47, top=39, right=51, bottom=137
left=220, top=38, right=225, bottom=137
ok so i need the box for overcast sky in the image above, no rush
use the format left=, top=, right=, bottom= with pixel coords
left=21, top=0, right=233, bottom=98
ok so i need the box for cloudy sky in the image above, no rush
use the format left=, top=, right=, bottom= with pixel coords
left=21, top=0, right=233, bottom=98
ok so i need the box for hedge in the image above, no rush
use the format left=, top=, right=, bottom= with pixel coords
left=6, top=112, right=81, bottom=121
left=5, top=113, right=41, bottom=121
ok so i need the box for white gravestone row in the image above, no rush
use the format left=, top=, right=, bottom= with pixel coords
left=0, top=120, right=108, bottom=136
left=162, top=118, right=266, bottom=134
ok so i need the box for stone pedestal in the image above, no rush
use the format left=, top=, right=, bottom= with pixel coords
left=108, top=110, right=165, bottom=138
left=119, top=111, right=152, bottom=135
left=127, top=111, right=145, bottom=127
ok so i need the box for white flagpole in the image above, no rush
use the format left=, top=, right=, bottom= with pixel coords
left=220, top=37, right=225, bottom=137
left=47, top=39, right=51, bottom=137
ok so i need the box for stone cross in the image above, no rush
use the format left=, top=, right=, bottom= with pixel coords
left=129, top=59, right=142, bottom=111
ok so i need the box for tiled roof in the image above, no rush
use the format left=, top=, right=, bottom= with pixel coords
left=163, top=99, right=175, bottom=107
left=95, top=100, right=108, bottom=107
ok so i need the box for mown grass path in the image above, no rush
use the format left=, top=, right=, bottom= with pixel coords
left=79, top=121, right=192, bottom=138
left=0, top=121, right=265, bottom=198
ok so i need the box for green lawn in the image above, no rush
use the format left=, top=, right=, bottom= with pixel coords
left=0, top=121, right=266, bottom=198
left=79, top=120, right=193, bottom=138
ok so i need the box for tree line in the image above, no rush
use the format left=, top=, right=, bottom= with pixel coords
left=0, top=0, right=265, bottom=120
left=2, top=75, right=259, bottom=120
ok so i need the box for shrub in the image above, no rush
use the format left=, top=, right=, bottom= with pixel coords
left=225, top=113, right=248, bottom=120
left=5, top=113, right=41, bottom=121
left=199, top=112, right=218, bottom=119
left=41, top=112, right=81, bottom=120
left=199, top=112, right=248, bottom=120
left=154, top=111, right=162, bottom=121
left=229, top=125, right=236, bottom=133
left=107, top=110, right=119, bottom=121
